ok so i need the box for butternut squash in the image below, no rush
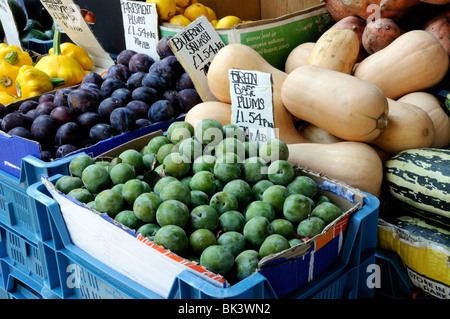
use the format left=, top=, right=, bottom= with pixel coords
left=281, top=65, right=389, bottom=142
left=398, top=92, right=450, bottom=148
left=287, top=141, right=384, bottom=196
left=371, top=98, right=435, bottom=154
left=354, top=30, right=449, bottom=99
left=207, top=43, right=310, bottom=144
left=307, top=28, right=360, bottom=74
left=184, top=101, right=232, bottom=129
left=331, top=16, right=367, bottom=62
left=285, top=42, right=315, bottom=74
left=297, top=123, right=344, bottom=144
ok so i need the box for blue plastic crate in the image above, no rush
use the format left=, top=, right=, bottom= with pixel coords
left=0, top=222, right=61, bottom=295
left=26, top=175, right=379, bottom=299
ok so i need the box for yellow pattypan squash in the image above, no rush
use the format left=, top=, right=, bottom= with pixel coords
left=34, top=29, right=86, bottom=88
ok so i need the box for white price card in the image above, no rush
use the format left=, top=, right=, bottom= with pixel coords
left=40, top=0, right=114, bottom=70
left=0, top=0, right=23, bottom=48
left=120, top=0, right=159, bottom=60
left=229, top=68, right=276, bottom=144
left=168, top=14, right=225, bottom=102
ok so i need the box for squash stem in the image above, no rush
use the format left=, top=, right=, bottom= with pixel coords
left=52, top=29, right=62, bottom=56
left=376, top=113, right=389, bottom=130
left=50, top=76, right=65, bottom=88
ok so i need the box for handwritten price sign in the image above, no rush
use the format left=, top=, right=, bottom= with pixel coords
left=229, top=68, right=276, bottom=144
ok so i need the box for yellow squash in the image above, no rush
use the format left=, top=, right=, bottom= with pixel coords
left=34, top=30, right=86, bottom=88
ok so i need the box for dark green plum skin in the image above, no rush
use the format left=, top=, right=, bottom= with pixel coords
left=259, top=234, right=290, bottom=258
left=189, top=229, right=216, bottom=256
left=200, top=245, right=234, bottom=276
left=243, top=216, right=274, bottom=247
left=154, top=225, right=189, bottom=256
left=311, top=202, right=343, bottom=225
left=114, top=210, right=143, bottom=230
left=234, top=250, right=261, bottom=281
left=283, top=194, right=311, bottom=222
left=156, top=199, right=190, bottom=228
left=297, top=217, right=326, bottom=238
left=287, top=175, right=318, bottom=199
left=133, top=192, right=162, bottom=223
left=219, top=210, right=246, bottom=233
left=189, top=205, right=219, bottom=231
left=217, top=231, right=247, bottom=257
left=209, top=191, right=239, bottom=215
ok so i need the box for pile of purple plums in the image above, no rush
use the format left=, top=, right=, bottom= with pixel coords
left=0, top=36, right=202, bottom=161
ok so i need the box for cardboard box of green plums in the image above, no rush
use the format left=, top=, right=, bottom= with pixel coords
left=42, top=123, right=367, bottom=298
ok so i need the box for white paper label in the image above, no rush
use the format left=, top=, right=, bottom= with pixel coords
left=120, top=0, right=159, bottom=60
left=168, top=15, right=225, bottom=102
left=40, top=0, right=114, bottom=70
left=0, top=0, right=23, bottom=48
left=229, top=68, right=276, bottom=144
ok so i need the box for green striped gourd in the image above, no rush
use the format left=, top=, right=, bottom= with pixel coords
left=384, top=148, right=450, bottom=226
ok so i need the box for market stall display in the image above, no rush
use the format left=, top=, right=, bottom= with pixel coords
left=0, top=0, right=448, bottom=300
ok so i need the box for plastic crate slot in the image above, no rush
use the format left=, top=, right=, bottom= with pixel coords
left=29, top=246, right=45, bottom=279
left=7, top=231, right=27, bottom=268
left=12, top=191, right=34, bottom=230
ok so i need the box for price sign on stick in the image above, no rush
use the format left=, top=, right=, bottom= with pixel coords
left=0, top=0, right=23, bottom=48
left=229, top=68, right=276, bottom=144
left=40, top=0, right=114, bottom=70
left=168, top=15, right=225, bottom=102
left=121, top=0, right=159, bottom=60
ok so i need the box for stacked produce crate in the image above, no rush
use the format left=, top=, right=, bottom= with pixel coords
left=0, top=0, right=449, bottom=301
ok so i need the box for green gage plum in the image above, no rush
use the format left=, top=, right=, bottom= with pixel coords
left=69, top=154, right=95, bottom=177
left=287, top=175, right=318, bottom=198
left=267, top=160, right=295, bottom=185
left=297, top=217, right=326, bottom=238
left=245, top=201, right=275, bottom=221
left=234, top=250, right=261, bottom=281
left=189, top=205, right=219, bottom=231
left=219, top=210, right=246, bottom=233
left=259, top=234, right=290, bottom=258
left=155, top=199, right=190, bottom=228
left=189, top=229, right=217, bottom=256
left=94, top=189, right=125, bottom=218
left=261, top=185, right=290, bottom=215
left=243, top=216, right=274, bottom=246
left=209, top=191, right=239, bottom=215
left=189, top=171, right=216, bottom=196
left=311, top=202, right=343, bottom=225
left=154, top=225, right=188, bottom=255
left=283, top=193, right=311, bottom=222
left=81, top=164, right=111, bottom=193
left=217, top=231, right=247, bottom=257
left=222, top=179, right=252, bottom=208
left=133, top=192, right=162, bottom=223
left=200, top=245, right=234, bottom=276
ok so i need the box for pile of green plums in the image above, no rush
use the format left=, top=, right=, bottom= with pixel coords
left=56, top=119, right=344, bottom=283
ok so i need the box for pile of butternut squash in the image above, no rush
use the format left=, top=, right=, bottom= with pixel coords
left=184, top=1, right=450, bottom=198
